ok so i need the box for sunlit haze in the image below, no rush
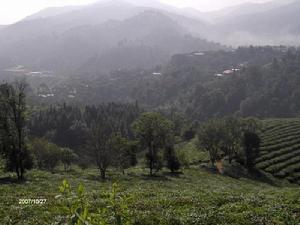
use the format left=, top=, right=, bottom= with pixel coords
left=0, top=0, right=273, bottom=24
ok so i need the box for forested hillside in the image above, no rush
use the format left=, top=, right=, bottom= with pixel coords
left=21, top=46, right=300, bottom=122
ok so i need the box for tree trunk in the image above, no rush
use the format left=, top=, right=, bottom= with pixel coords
left=149, top=161, right=153, bottom=176
left=16, top=168, right=20, bottom=180
left=20, top=160, right=24, bottom=181
left=100, top=169, right=106, bottom=180
left=149, top=142, right=154, bottom=176
left=20, top=169, right=24, bottom=181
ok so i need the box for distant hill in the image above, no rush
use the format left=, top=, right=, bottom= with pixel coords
left=76, top=11, right=220, bottom=75
left=22, top=5, right=83, bottom=21
left=2, top=0, right=300, bottom=75
left=204, top=0, right=300, bottom=46
left=0, top=1, right=221, bottom=76
left=202, top=0, right=295, bottom=23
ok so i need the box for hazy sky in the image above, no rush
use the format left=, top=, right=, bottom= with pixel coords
left=0, top=0, right=273, bottom=25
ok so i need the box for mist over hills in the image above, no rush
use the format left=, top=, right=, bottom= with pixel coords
left=201, top=0, right=295, bottom=23
left=0, top=0, right=300, bottom=76
left=0, top=0, right=221, bottom=75
left=208, top=0, right=300, bottom=46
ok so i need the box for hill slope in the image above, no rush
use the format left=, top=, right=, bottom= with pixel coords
left=257, top=118, right=300, bottom=184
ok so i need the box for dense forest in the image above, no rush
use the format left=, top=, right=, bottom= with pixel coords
left=18, top=46, right=300, bottom=121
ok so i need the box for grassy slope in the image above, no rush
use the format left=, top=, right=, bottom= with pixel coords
left=257, top=118, right=300, bottom=184
left=0, top=167, right=299, bottom=225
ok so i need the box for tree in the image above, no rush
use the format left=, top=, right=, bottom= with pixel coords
left=243, top=131, right=261, bottom=169
left=132, top=112, right=174, bottom=176
left=83, top=104, right=140, bottom=180
left=30, top=138, right=48, bottom=169
left=61, top=148, right=78, bottom=172
left=0, top=81, right=33, bottom=180
left=164, top=146, right=181, bottom=173
left=31, top=138, right=61, bottom=172
left=198, top=119, right=226, bottom=165
left=44, top=143, right=61, bottom=172
left=87, top=116, right=114, bottom=180
left=241, top=117, right=262, bottom=133
left=111, top=135, right=137, bottom=174
left=222, top=117, right=243, bottom=163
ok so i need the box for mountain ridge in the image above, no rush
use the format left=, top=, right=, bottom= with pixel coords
left=0, top=6, right=221, bottom=76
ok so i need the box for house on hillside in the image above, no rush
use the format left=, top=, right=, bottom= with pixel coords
left=222, top=68, right=240, bottom=75
left=214, top=73, right=224, bottom=78
left=223, top=70, right=234, bottom=75
left=5, top=65, right=28, bottom=75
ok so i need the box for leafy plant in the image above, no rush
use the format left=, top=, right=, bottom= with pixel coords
left=57, top=180, right=132, bottom=225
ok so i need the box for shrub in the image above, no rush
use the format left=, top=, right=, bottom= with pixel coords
left=57, top=180, right=132, bottom=225
left=60, top=148, right=78, bottom=172
left=31, top=138, right=61, bottom=172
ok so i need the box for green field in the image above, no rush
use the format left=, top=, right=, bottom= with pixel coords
left=0, top=167, right=299, bottom=225
left=256, top=118, right=300, bottom=184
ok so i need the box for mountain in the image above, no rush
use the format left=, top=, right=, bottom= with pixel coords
left=202, top=0, right=295, bottom=23
left=76, top=11, right=220, bottom=75
left=203, top=0, right=300, bottom=46
left=22, top=5, right=83, bottom=21
left=0, top=1, right=221, bottom=76
left=4, top=0, right=299, bottom=76
left=0, top=1, right=143, bottom=42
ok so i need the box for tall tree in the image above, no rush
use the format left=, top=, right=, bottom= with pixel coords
left=132, top=112, right=174, bottom=176
left=243, top=131, right=261, bottom=169
left=87, top=114, right=114, bottom=180
left=0, top=81, right=32, bottom=180
left=111, top=134, right=137, bottom=174
left=222, top=117, right=243, bottom=163
left=198, top=119, right=226, bottom=165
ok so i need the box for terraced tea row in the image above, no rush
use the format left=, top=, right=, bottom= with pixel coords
left=256, top=118, right=300, bottom=184
left=256, top=146, right=300, bottom=166
left=261, top=126, right=300, bottom=143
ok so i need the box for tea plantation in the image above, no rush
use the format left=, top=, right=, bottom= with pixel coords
left=1, top=119, right=300, bottom=225
left=256, top=118, right=300, bottom=184
left=0, top=167, right=299, bottom=225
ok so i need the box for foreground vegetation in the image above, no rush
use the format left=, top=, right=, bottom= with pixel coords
left=0, top=167, right=299, bottom=225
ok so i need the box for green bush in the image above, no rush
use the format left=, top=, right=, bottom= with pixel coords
left=56, top=180, right=132, bottom=225
left=30, top=138, right=62, bottom=172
